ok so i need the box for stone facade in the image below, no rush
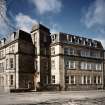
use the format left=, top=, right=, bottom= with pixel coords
left=0, top=24, right=104, bottom=92
left=50, top=32, right=104, bottom=91
left=0, top=30, right=35, bottom=92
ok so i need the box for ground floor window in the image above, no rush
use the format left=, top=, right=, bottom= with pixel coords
left=70, top=75, right=75, bottom=84
left=52, top=75, right=55, bottom=84
left=87, top=76, right=91, bottom=84
left=65, top=76, right=69, bottom=83
left=0, top=76, right=4, bottom=86
left=94, top=76, right=97, bottom=84
left=44, top=76, right=49, bottom=84
left=81, top=75, right=91, bottom=84
left=10, top=75, right=13, bottom=86
left=98, top=76, right=101, bottom=84
left=65, top=75, right=75, bottom=84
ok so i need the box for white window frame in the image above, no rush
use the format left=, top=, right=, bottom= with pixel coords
left=10, top=58, right=14, bottom=69
left=51, top=47, right=55, bottom=55
left=69, top=61, right=75, bottom=69
left=70, top=75, right=75, bottom=84
left=52, top=75, right=55, bottom=84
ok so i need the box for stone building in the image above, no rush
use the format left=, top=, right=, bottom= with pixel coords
left=0, top=24, right=104, bottom=92
left=0, top=30, right=35, bottom=92
left=50, top=32, right=104, bottom=90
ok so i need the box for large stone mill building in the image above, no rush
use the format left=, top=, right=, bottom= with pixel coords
left=0, top=24, right=104, bottom=92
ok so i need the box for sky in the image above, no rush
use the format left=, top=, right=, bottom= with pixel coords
left=0, top=0, right=105, bottom=47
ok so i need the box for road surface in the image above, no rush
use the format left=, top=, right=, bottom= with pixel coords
left=0, top=90, right=105, bottom=105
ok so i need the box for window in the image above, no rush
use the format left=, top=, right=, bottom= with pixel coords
left=81, top=75, right=91, bottom=84
left=12, top=45, right=15, bottom=52
left=65, top=61, right=69, bottom=69
left=90, top=51, right=99, bottom=58
left=65, top=76, right=69, bottom=83
left=81, top=50, right=90, bottom=57
left=83, top=76, right=87, bottom=84
left=69, top=61, right=75, bottom=69
left=64, top=48, right=75, bottom=55
left=0, top=63, right=4, bottom=72
left=80, top=62, right=87, bottom=70
left=51, top=34, right=56, bottom=42
left=10, top=75, right=13, bottom=86
left=87, top=76, right=91, bottom=84
left=69, top=48, right=75, bottom=55
left=98, top=76, right=101, bottom=84
left=44, top=76, right=49, bottom=84
left=65, top=61, right=75, bottom=69
left=10, top=58, right=13, bottom=68
left=9, top=45, right=14, bottom=53
left=6, top=59, right=8, bottom=69
left=80, top=62, right=84, bottom=69
left=34, top=33, right=37, bottom=42
left=2, top=50, right=4, bottom=57
left=64, top=48, right=68, bottom=55
left=9, top=45, right=15, bottom=53
left=91, top=63, right=96, bottom=70
left=0, top=76, right=4, bottom=86
left=0, top=51, right=2, bottom=58
left=96, top=64, right=101, bottom=70
left=75, top=38, right=79, bottom=44
left=52, top=75, right=55, bottom=84
left=0, top=50, right=4, bottom=58
left=0, top=63, right=2, bottom=68
left=51, top=47, right=55, bottom=55
left=70, top=75, right=75, bottom=84
left=67, top=35, right=72, bottom=42
left=32, top=33, right=37, bottom=44
left=87, top=63, right=91, bottom=70
left=94, top=76, right=97, bottom=84
left=51, top=60, right=55, bottom=69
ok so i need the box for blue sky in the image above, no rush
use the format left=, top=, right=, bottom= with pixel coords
left=0, top=0, right=105, bottom=47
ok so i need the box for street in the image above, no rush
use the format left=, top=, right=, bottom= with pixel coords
left=0, top=90, right=105, bottom=105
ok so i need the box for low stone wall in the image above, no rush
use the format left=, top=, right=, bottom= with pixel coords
left=65, top=84, right=103, bottom=91
left=42, top=84, right=60, bottom=91
left=10, top=88, right=32, bottom=92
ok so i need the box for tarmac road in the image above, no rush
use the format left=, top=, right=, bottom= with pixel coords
left=0, top=90, right=105, bottom=105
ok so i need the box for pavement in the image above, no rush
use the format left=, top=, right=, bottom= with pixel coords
left=0, top=90, right=105, bottom=105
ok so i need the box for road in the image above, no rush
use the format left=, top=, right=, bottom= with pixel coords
left=0, top=90, right=105, bottom=105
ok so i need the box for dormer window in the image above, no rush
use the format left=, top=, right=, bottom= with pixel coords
left=94, top=41, right=97, bottom=48
left=89, top=42, right=91, bottom=47
left=91, top=40, right=95, bottom=47
left=67, top=35, right=69, bottom=41
left=67, top=35, right=72, bottom=43
left=83, top=39, right=86, bottom=45
left=87, top=40, right=91, bottom=47
left=79, top=37, right=83, bottom=44
left=70, top=36, right=72, bottom=42
left=51, top=34, right=56, bottom=42
left=85, top=38, right=88, bottom=45
left=75, top=37, right=79, bottom=44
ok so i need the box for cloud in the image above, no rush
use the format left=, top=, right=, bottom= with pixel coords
left=30, top=0, right=62, bottom=14
left=50, top=23, right=61, bottom=33
left=82, top=0, right=105, bottom=29
left=0, top=0, right=11, bottom=36
left=16, top=13, right=38, bottom=32
left=82, top=0, right=105, bottom=48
